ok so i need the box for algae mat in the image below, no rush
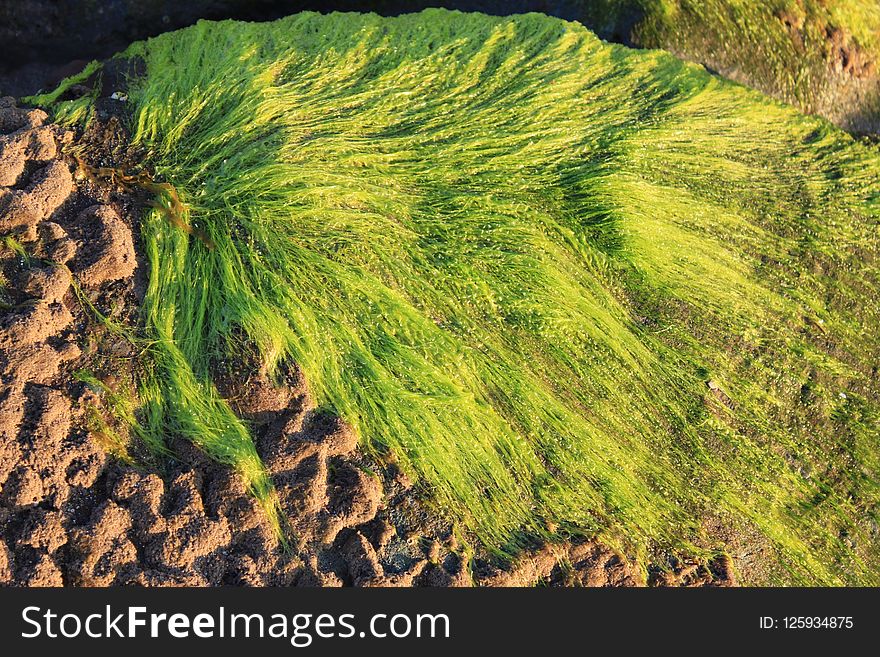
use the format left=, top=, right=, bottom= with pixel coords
left=40, top=9, right=880, bottom=584
left=582, top=0, right=880, bottom=133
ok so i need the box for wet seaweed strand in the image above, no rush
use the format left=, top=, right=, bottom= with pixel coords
left=72, top=154, right=215, bottom=249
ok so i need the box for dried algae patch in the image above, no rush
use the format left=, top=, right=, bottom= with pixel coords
left=38, top=10, right=880, bottom=584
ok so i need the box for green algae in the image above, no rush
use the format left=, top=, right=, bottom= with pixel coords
left=581, top=0, right=880, bottom=131
left=37, top=9, right=880, bottom=584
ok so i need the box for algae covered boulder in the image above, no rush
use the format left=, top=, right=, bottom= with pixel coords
left=579, top=0, right=880, bottom=134
left=40, top=9, right=880, bottom=584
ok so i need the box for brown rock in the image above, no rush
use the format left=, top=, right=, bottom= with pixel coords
left=0, top=160, right=74, bottom=234
left=74, top=204, right=137, bottom=286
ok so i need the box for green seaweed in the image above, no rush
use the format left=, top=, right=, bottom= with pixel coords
left=43, top=10, right=880, bottom=583
left=579, top=0, right=880, bottom=130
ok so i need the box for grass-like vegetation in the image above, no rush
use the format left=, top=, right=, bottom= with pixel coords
left=582, top=0, right=880, bottom=128
left=38, top=9, right=880, bottom=584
